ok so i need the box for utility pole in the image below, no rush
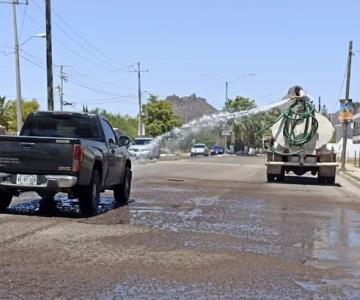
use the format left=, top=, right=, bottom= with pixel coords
left=45, top=0, right=54, bottom=111
left=341, top=40, right=353, bottom=170
left=12, top=0, right=23, bottom=132
left=225, top=81, right=228, bottom=104
left=318, top=96, right=321, bottom=112
left=58, top=65, right=68, bottom=111
left=131, top=62, right=148, bottom=136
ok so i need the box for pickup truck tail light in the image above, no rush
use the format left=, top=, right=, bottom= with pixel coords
left=72, top=144, right=83, bottom=172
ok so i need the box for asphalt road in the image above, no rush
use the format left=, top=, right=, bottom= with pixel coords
left=1, top=155, right=360, bottom=299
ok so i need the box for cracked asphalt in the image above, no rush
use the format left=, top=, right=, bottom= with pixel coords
left=1, top=155, right=360, bottom=299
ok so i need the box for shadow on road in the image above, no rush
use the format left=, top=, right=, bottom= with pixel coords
left=271, top=175, right=341, bottom=187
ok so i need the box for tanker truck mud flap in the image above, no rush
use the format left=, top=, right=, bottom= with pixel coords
left=266, top=164, right=285, bottom=182
left=318, top=165, right=336, bottom=185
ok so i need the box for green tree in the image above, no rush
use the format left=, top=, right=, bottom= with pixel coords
left=224, top=96, right=256, bottom=112
left=0, top=96, right=11, bottom=130
left=89, top=108, right=138, bottom=139
left=142, top=94, right=181, bottom=137
left=224, top=95, right=279, bottom=149
left=6, top=98, right=40, bottom=132
left=233, top=110, right=280, bottom=148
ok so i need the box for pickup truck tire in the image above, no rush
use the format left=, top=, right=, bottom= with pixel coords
left=114, top=167, right=132, bottom=205
left=39, top=195, right=57, bottom=214
left=79, top=169, right=100, bottom=216
left=0, top=190, right=13, bottom=212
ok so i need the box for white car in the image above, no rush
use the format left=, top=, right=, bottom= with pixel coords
left=128, top=137, right=160, bottom=160
left=190, top=143, right=209, bottom=157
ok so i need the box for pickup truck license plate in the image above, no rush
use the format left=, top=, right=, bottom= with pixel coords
left=16, top=174, right=37, bottom=186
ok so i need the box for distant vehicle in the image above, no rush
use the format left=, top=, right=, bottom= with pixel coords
left=190, top=143, right=209, bottom=157
left=128, top=137, right=160, bottom=159
left=0, top=111, right=132, bottom=216
left=210, top=145, right=225, bottom=155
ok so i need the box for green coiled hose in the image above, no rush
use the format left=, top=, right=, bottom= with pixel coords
left=257, top=99, right=318, bottom=155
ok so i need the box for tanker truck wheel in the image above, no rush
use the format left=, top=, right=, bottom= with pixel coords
left=267, top=174, right=275, bottom=182
left=278, top=168, right=285, bottom=182
left=327, top=176, right=335, bottom=185
left=318, top=176, right=327, bottom=185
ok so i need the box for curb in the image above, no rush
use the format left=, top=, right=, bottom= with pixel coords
left=338, top=170, right=360, bottom=188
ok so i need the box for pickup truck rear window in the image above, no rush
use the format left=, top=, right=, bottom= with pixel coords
left=21, top=115, right=100, bottom=139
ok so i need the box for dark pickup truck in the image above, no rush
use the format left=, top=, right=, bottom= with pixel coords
left=0, top=111, right=132, bottom=216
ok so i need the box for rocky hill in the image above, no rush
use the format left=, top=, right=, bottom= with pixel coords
left=165, top=94, right=218, bottom=124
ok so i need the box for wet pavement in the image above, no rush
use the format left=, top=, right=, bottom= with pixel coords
left=1, top=155, right=360, bottom=299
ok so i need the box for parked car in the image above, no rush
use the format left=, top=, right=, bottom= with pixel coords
left=190, top=143, right=209, bottom=157
left=128, top=137, right=160, bottom=159
left=210, top=145, right=225, bottom=155
left=0, top=111, right=132, bottom=216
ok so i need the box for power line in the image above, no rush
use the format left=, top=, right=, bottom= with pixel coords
left=20, top=53, right=46, bottom=70
left=19, top=2, right=27, bottom=39
left=81, top=66, right=135, bottom=76
left=19, top=6, right=116, bottom=70
left=31, top=0, right=122, bottom=69
left=20, top=49, right=136, bottom=92
left=69, top=98, right=138, bottom=106
left=20, top=51, right=134, bottom=99
left=44, top=0, right=127, bottom=68
left=70, top=69, right=136, bottom=91
left=66, top=70, right=134, bottom=97
left=19, top=54, right=137, bottom=106
left=0, top=0, right=28, bottom=4
left=64, top=95, right=136, bottom=102
left=66, top=77, right=127, bottom=97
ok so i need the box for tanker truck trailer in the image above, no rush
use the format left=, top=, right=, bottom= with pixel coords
left=261, top=86, right=338, bottom=184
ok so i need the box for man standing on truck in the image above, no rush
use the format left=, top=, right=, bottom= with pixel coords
left=288, top=85, right=312, bottom=103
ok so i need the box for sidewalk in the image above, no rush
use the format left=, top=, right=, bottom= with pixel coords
left=338, top=164, right=360, bottom=187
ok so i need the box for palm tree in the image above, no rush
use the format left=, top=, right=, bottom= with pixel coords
left=0, top=96, right=11, bottom=130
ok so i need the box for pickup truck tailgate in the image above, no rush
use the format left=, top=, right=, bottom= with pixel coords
left=0, top=136, right=78, bottom=174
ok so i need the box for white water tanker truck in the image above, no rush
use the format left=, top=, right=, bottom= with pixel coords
left=259, top=86, right=338, bottom=184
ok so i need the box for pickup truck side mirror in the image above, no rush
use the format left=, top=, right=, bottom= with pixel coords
left=118, top=136, right=130, bottom=148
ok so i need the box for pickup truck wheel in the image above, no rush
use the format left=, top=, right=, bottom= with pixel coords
left=0, top=190, right=13, bottom=212
left=79, top=170, right=100, bottom=216
left=39, top=196, right=57, bottom=214
left=114, top=167, right=132, bottom=205
left=318, top=176, right=327, bottom=185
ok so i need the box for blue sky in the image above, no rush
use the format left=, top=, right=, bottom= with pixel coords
left=0, top=0, right=359, bottom=116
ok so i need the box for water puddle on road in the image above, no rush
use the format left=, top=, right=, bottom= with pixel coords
left=295, top=208, right=360, bottom=299
left=8, top=194, right=119, bottom=218
left=125, top=195, right=360, bottom=298
left=101, top=278, right=306, bottom=300
left=7, top=188, right=360, bottom=297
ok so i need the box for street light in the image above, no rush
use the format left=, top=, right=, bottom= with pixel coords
left=201, top=73, right=256, bottom=104
left=12, top=4, right=46, bottom=134
left=19, top=33, right=46, bottom=47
